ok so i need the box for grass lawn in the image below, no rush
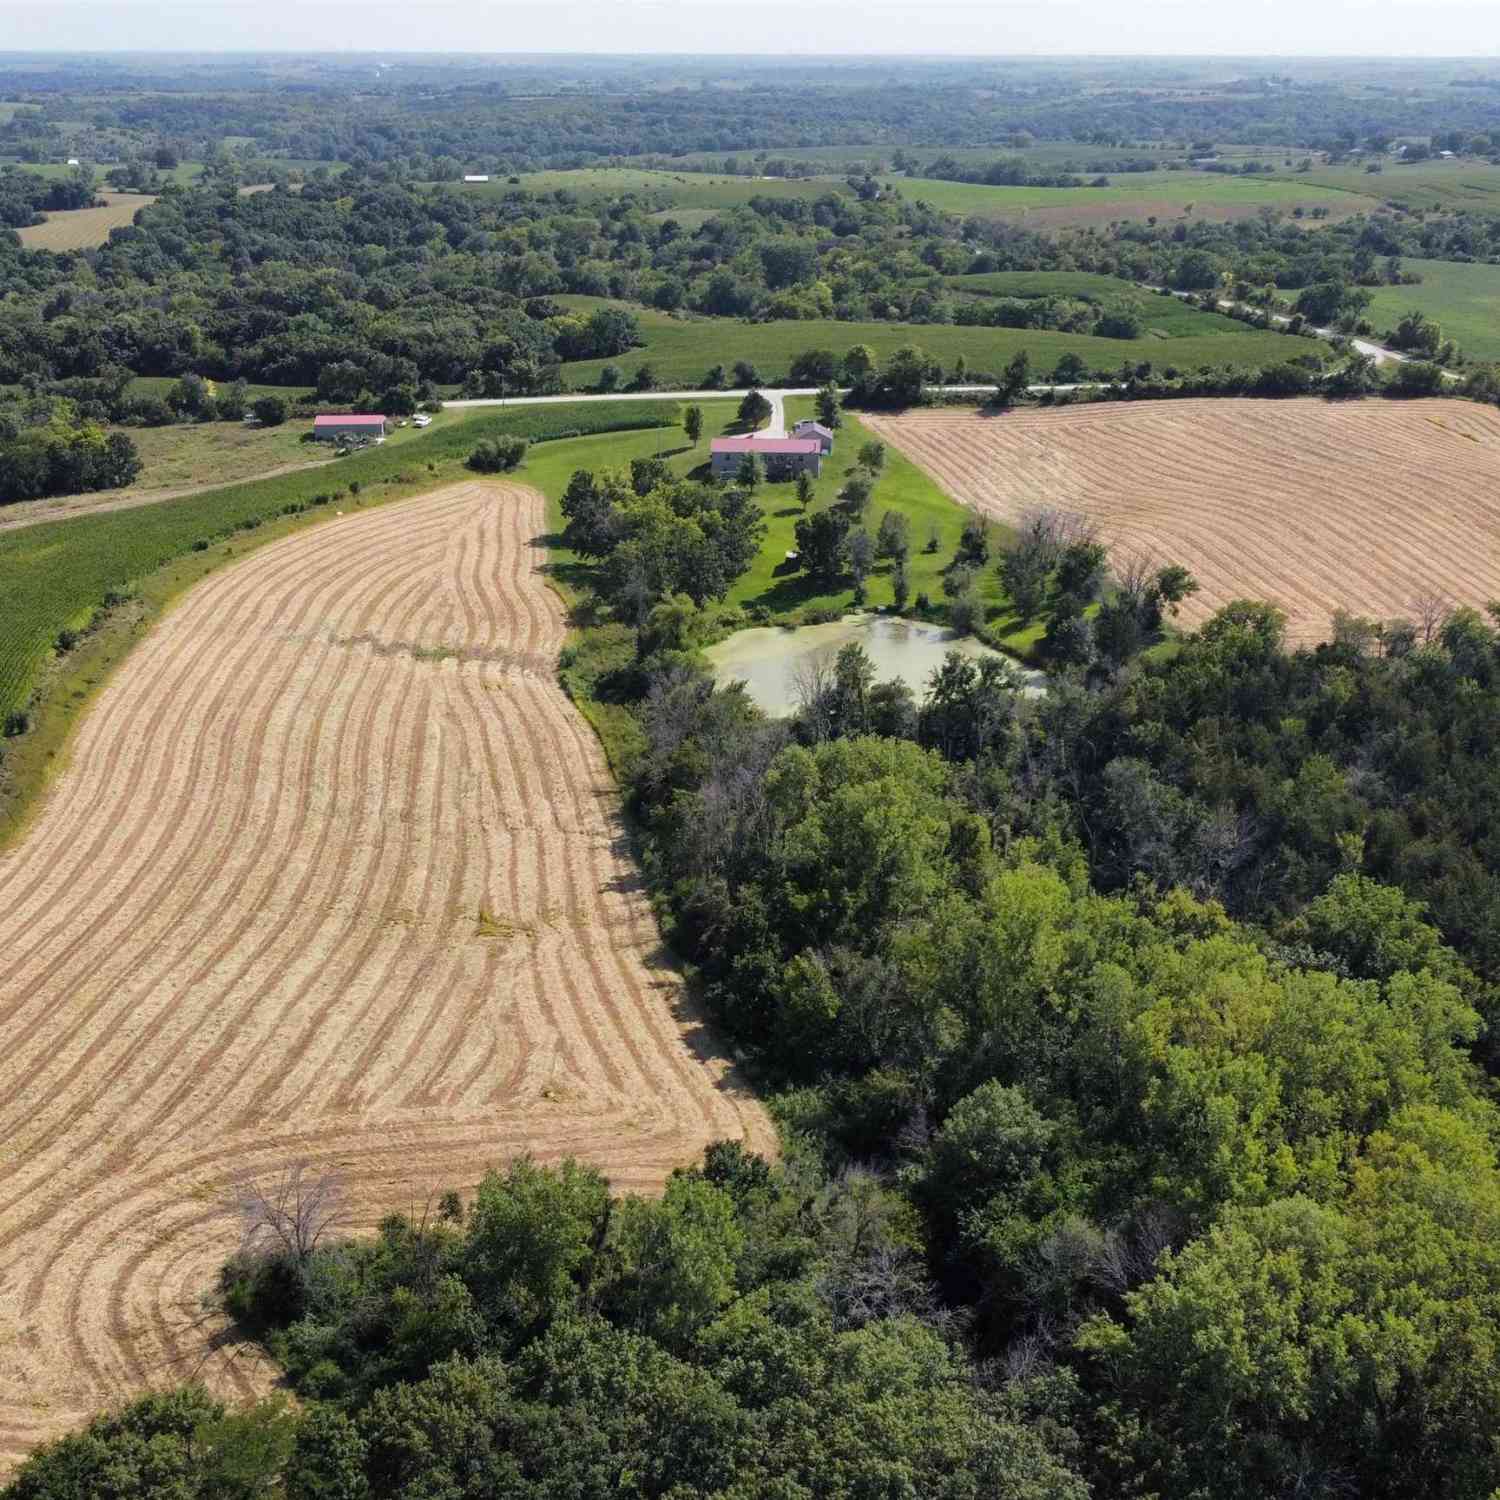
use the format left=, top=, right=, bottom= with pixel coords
left=551, top=297, right=1300, bottom=389
left=885, top=171, right=1371, bottom=225
left=1361, top=258, right=1500, bottom=363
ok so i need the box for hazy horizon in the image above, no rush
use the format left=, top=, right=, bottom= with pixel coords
left=2, top=1, right=1497, bottom=60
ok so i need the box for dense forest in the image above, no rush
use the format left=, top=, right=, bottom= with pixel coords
left=6, top=54, right=1500, bottom=168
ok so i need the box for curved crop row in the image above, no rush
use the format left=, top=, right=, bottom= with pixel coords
left=0, top=481, right=770, bottom=1478
left=867, top=398, right=1500, bottom=645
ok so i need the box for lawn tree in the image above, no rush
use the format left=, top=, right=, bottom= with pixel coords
left=796, top=470, right=816, bottom=510
left=683, top=404, right=703, bottom=447
left=738, top=388, right=773, bottom=430
left=735, top=451, right=763, bottom=490
left=816, top=383, right=842, bottom=429
left=796, top=506, right=853, bottom=583
left=838, top=472, right=874, bottom=519
left=893, top=558, right=911, bottom=612
left=875, top=510, right=910, bottom=565
left=847, top=528, right=874, bottom=605
left=858, top=440, right=886, bottom=474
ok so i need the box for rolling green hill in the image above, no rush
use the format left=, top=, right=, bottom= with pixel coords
left=551, top=297, right=1304, bottom=389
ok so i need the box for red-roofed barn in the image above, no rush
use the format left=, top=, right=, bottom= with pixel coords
left=312, top=413, right=387, bottom=443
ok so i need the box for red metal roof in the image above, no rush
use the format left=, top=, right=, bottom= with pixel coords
left=710, top=437, right=820, bottom=454
left=313, top=413, right=386, bottom=427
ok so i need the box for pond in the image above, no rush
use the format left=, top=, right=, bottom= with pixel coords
left=704, top=613, right=1046, bottom=719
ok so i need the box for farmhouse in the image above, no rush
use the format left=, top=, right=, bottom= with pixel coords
left=313, top=413, right=387, bottom=442
left=711, top=436, right=823, bottom=479
left=791, top=419, right=835, bottom=454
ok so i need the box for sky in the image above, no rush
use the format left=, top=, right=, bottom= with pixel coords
left=0, top=0, right=1496, bottom=57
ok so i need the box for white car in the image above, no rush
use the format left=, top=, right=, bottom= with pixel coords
left=412, top=413, right=432, bottom=428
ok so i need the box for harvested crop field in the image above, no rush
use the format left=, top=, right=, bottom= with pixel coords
left=866, top=399, right=1500, bottom=645
left=0, top=481, right=770, bottom=1477
left=16, top=192, right=154, bottom=249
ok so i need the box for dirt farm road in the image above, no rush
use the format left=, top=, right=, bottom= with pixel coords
left=0, top=481, right=771, bottom=1477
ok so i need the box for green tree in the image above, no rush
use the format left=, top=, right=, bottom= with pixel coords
left=816, top=382, right=843, bottom=429
left=252, top=394, right=288, bottom=426
left=459, top=1157, right=610, bottom=1335
left=683, top=404, right=703, bottom=447
left=737, top=389, right=772, bottom=430
left=606, top=1176, right=742, bottom=1350
left=795, top=506, right=852, bottom=582
left=735, top=451, right=762, bottom=490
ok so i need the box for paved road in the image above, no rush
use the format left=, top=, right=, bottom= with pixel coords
left=1155, top=286, right=1457, bottom=377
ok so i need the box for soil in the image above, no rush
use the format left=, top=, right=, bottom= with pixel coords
left=867, top=398, right=1500, bottom=646
left=0, top=481, right=771, bottom=1477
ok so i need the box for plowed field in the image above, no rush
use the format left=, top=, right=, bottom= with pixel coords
left=866, top=399, right=1500, bottom=645
left=0, top=482, right=770, bottom=1476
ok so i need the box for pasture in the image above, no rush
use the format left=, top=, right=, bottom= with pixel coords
left=884, top=171, right=1372, bottom=226
left=867, top=397, right=1500, bottom=646
left=551, top=297, right=1300, bottom=389
left=15, top=192, right=154, bottom=249
left=0, top=473, right=770, bottom=1473
left=1361, top=257, right=1500, bottom=364
left=1275, top=159, right=1500, bottom=214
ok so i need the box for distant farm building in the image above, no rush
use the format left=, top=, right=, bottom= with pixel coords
left=791, top=420, right=835, bottom=454
left=313, top=413, right=387, bottom=442
left=711, top=436, right=823, bottom=479
left=463, top=174, right=491, bottom=183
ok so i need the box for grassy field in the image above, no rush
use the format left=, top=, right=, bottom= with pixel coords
left=623, top=143, right=1190, bottom=172
left=5, top=159, right=204, bottom=186
left=127, top=375, right=314, bottom=404
left=885, top=171, right=1371, bottom=225
left=1272, top=160, right=1500, bottom=214
left=99, top=409, right=465, bottom=496
left=946, top=272, right=1259, bottom=336
left=1361, top=258, right=1500, bottom=363
left=479, top=168, right=836, bottom=210
left=16, top=193, right=154, bottom=249
left=550, top=296, right=1302, bottom=388
left=0, top=400, right=680, bottom=731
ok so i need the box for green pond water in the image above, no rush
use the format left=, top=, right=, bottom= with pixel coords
left=704, top=614, right=1046, bottom=718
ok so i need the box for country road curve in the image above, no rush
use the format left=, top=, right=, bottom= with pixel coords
left=0, top=480, right=772, bottom=1478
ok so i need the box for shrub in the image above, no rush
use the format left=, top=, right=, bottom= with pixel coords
left=252, top=394, right=289, bottom=427
left=467, top=435, right=529, bottom=473
left=4, top=708, right=30, bottom=737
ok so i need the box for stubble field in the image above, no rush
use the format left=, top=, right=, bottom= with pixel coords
left=0, top=481, right=770, bottom=1477
left=15, top=192, right=156, bottom=249
left=866, top=398, right=1500, bottom=645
